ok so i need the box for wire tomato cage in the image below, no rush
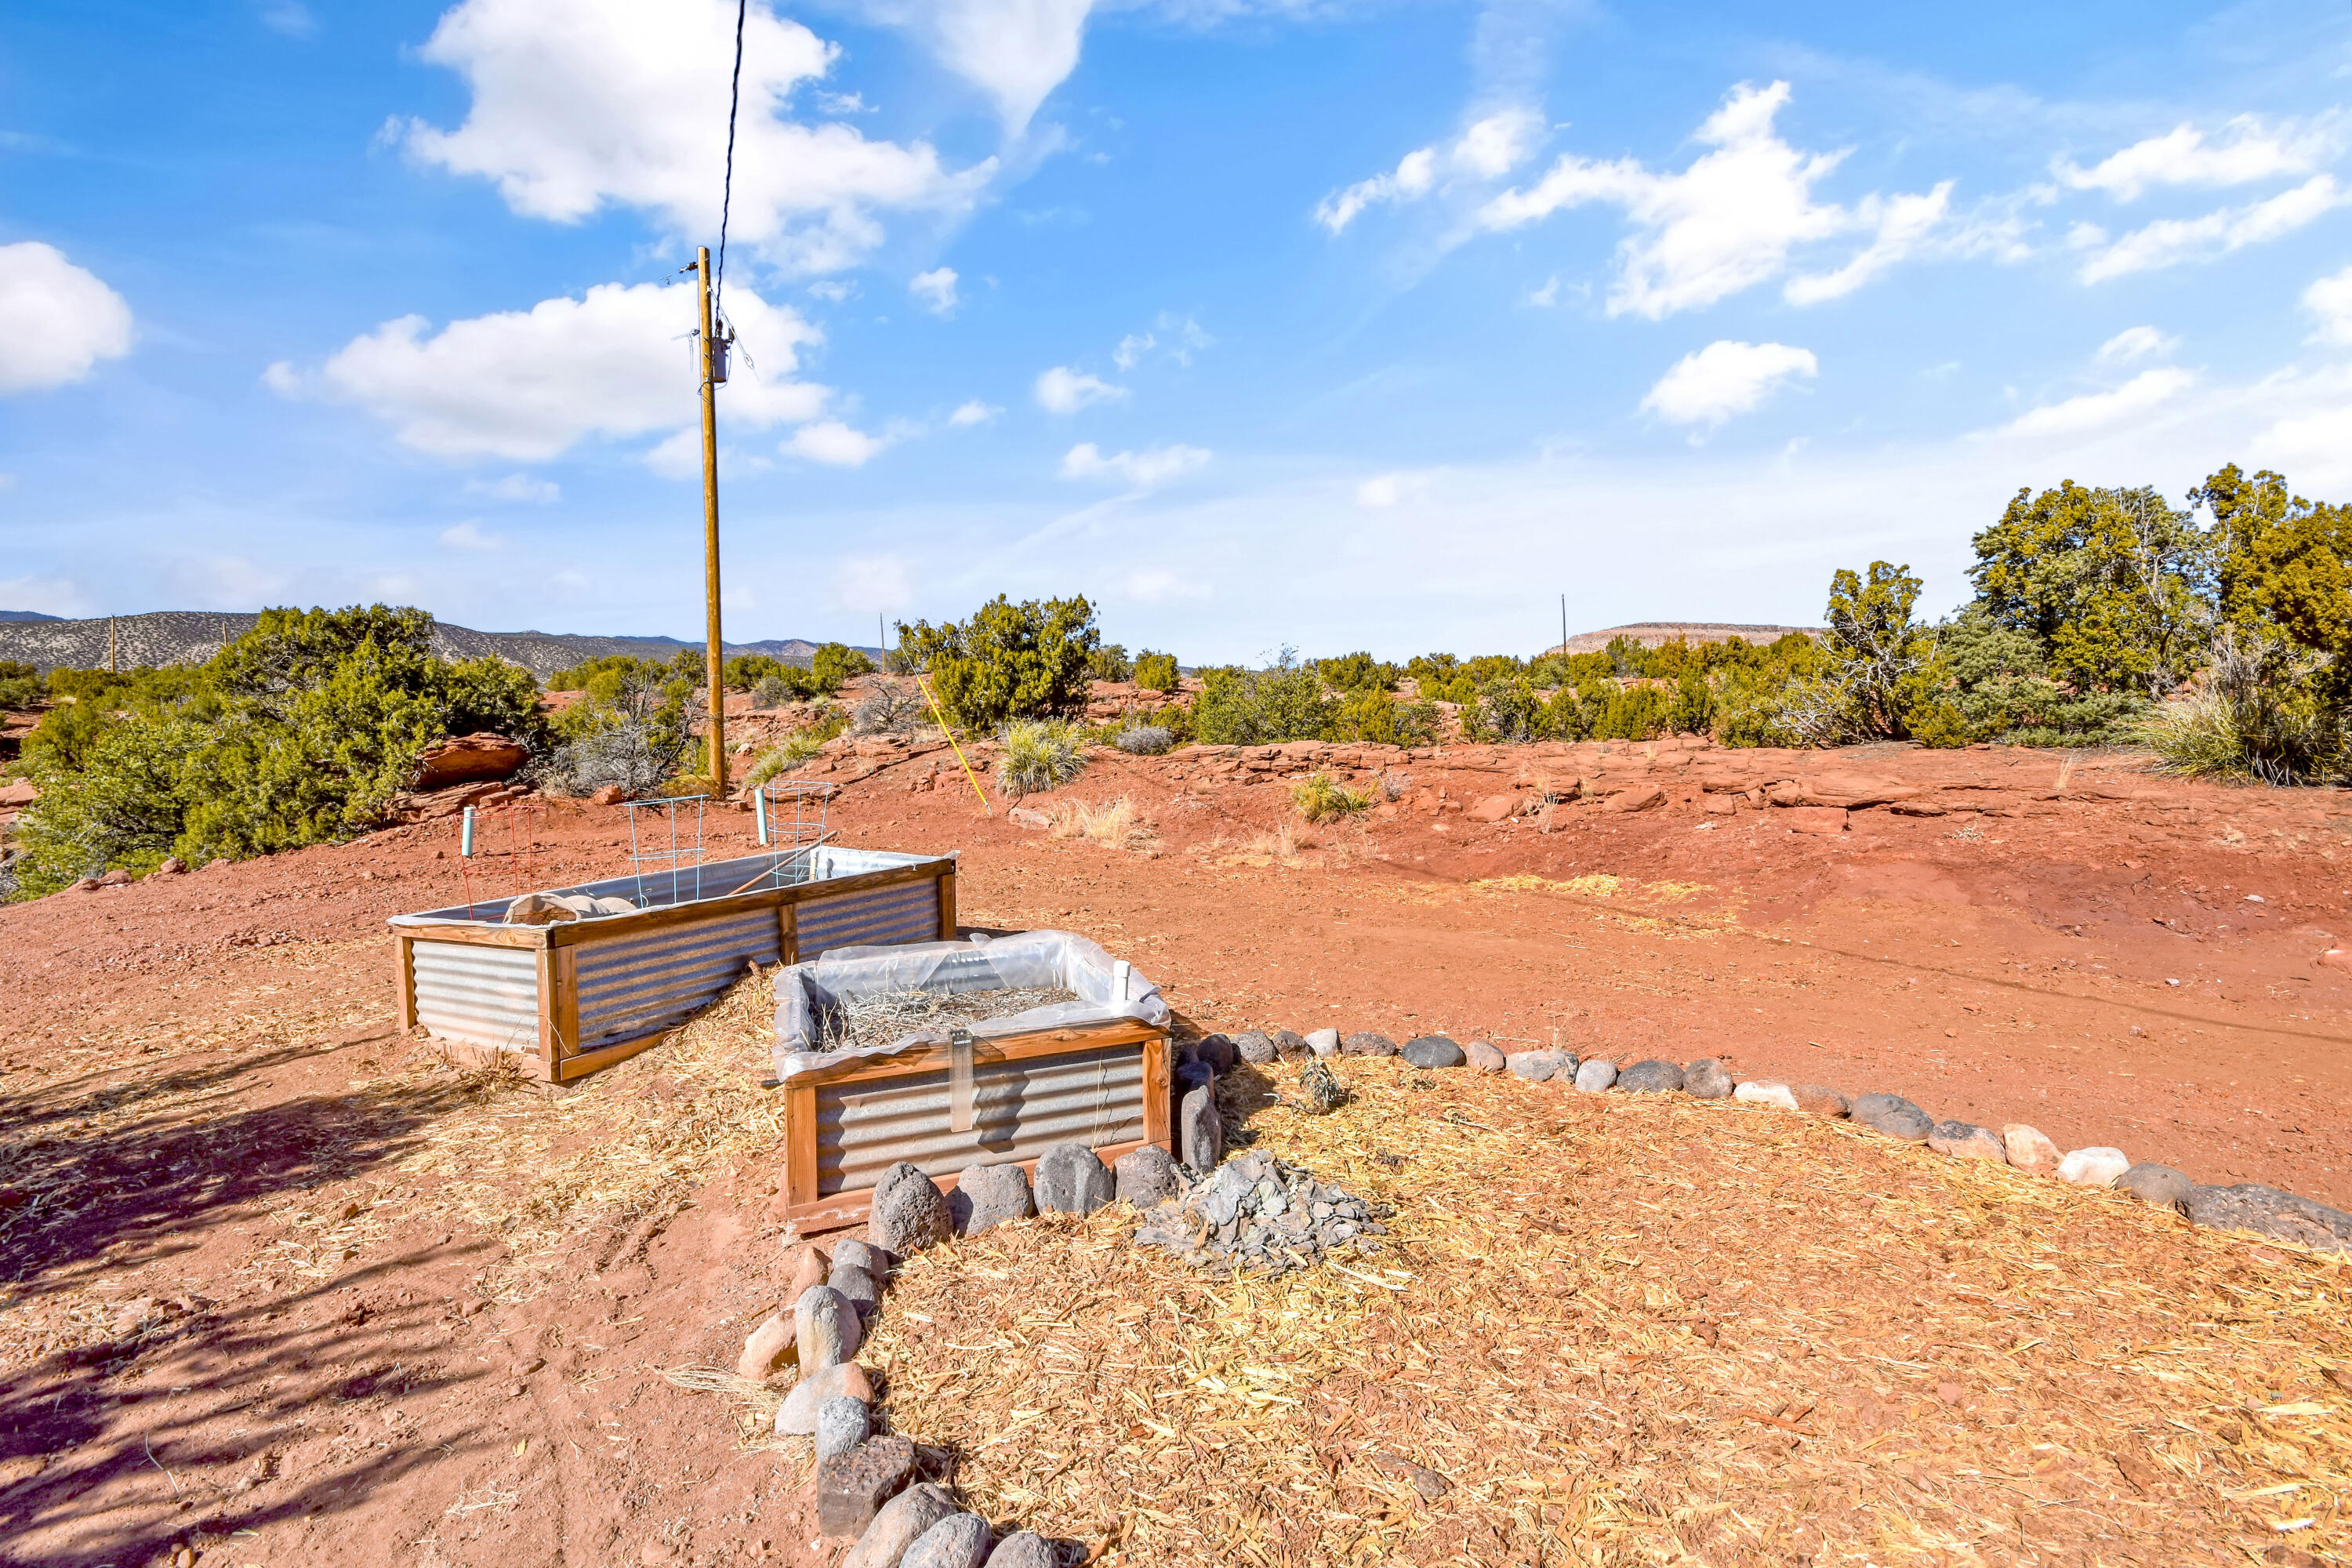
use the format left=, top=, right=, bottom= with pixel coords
left=456, top=797, right=547, bottom=919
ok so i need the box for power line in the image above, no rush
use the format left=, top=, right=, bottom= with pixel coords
left=713, top=0, right=748, bottom=321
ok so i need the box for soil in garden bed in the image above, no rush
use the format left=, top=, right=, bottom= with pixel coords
left=818, top=985, right=1083, bottom=1051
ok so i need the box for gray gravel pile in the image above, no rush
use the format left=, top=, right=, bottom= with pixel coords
left=1133, top=1152, right=1388, bottom=1274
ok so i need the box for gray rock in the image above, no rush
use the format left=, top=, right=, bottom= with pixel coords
left=1793, top=1084, right=1849, bottom=1116
left=1233, top=1030, right=1277, bottom=1065
left=951, top=1162, right=1035, bottom=1235
left=1616, top=1058, right=1684, bottom=1094
left=982, top=1533, right=1058, bottom=1568
left=1269, top=1029, right=1311, bottom=1061
left=1573, top=1058, right=1617, bottom=1093
left=900, top=1512, right=993, bottom=1568
left=1683, top=1058, right=1733, bottom=1099
left=842, top=1482, right=957, bottom=1568
left=1194, top=1033, right=1238, bottom=1074
left=1179, top=1084, right=1223, bottom=1175
left=1850, top=1094, right=1933, bottom=1142
left=1462, top=1040, right=1507, bottom=1073
left=1174, top=1059, right=1215, bottom=1100
left=2056, top=1146, right=2129, bottom=1186
left=866, top=1162, right=950, bottom=1257
left=778, top=1362, right=874, bottom=1434
left=831, top=1239, right=888, bottom=1280
left=1033, top=1142, right=1115, bottom=1216
left=1115, top=1143, right=1185, bottom=1207
left=1400, top=1035, right=1466, bottom=1069
left=828, top=1258, right=881, bottom=1319
left=1926, top=1120, right=2008, bottom=1163
left=815, top=1396, right=872, bottom=1460
left=2118, top=1163, right=2195, bottom=1207
left=797, top=1284, right=861, bottom=1370
left=2178, top=1184, right=2352, bottom=1253
left=1305, top=1027, right=1341, bottom=1058
left=815, top=1432, right=913, bottom=1537
left=1507, top=1049, right=1571, bottom=1083
left=1341, top=1030, right=1399, bottom=1058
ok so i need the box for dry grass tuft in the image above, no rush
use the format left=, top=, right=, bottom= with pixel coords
left=1049, top=794, right=1155, bottom=852
left=869, top=1056, right=2352, bottom=1566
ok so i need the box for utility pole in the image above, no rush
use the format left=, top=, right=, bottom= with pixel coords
left=1559, top=594, right=1567, bottom=658
left=695, top=246, right=727, bottom=793
left=107, top=615, right=116, bottom=675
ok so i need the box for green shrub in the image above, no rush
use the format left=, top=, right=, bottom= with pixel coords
left=1194, top=650, right=1331, bottom=745
left=1292, top=771, right=1372, bottom=822
left=1087, top=643, right=1134, bottom=683
left=1468, top=677, right=1545, bottom=742
left=898, top=595, right=1098, bottom=731
left=1133, top=650, right=1180, bottom=692
left=995, top=718, right=1088, bottom=797
left=0, top=674, right=35, bottom=711
left=1115, top=723, right=1174, bottom=756
left=2139, top=632, right=2344, bottom=784
left=1327, top=688, right=1435, bottom=747
left=1313, top=652, right=1399, bottom=691
left=812, top=642, right=875, bottom=688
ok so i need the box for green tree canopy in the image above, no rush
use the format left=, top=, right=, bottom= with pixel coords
left=895, top=595, right=1100, bottom=730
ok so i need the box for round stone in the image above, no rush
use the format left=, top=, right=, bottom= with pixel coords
left=815, top=1396, right=871, bottom=1460
left=1616, top=1059, right=1684, bottom=1094
left=1682, top=1058, right=1733, bottom=1098
left=1400, top=1035, right=1465, bottom=1069
left=1573, top=1058, right=1617, bottom=1093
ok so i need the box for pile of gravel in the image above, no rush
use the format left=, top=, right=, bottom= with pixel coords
left=1133, top=1152, right=1388, bottom=1274
left=816, top=985, right=1080, bottom=1052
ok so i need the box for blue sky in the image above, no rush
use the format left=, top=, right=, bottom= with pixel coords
left=6, top=0, right=2352, bottom=661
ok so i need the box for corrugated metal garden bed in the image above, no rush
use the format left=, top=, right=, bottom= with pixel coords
left=389, top=848, right=957, bottom=1083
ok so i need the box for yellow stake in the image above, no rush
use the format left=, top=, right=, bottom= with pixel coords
left=917, top=673, right=991, bottom=813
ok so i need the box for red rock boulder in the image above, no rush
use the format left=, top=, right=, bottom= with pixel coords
left=412, top=732, right=530, bottom=789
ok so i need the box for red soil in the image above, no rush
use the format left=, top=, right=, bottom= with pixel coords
left=2, top=735, right=2347, bottom=1566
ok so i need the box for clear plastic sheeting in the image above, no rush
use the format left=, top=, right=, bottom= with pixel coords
left=775, top=928, right=1169, bottom=1081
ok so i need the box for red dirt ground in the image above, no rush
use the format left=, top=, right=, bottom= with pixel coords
left=2, top=735, right=2348, bottom=1566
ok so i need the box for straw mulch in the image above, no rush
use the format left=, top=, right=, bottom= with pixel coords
left=865, top=1057, right=2350, bottom=1566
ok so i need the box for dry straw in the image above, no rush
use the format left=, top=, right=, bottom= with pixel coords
left=866, top=1056, right=2350, bottom=1566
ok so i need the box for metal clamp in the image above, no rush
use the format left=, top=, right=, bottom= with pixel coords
left=949, top=1027, right=975, bottom=1134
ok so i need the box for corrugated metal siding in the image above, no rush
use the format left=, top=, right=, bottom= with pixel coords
left=795, top=878, right=941, bottom=960
left=572, top=906, right=782, bottom=1054
left=394, top=849, right=938, bottom=924
left=814, top=1042, right=1144, bottom=1195
left=411, top=941, right=540, bottom=1053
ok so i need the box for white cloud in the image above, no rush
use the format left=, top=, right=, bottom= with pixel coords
left=1117, top=568, right=1208, bottom=602
left=0, top=242, right=133, bottom=394
left=807, top=280, right=856, bottom=303
left=1356, top=473, right=1406, bottom=507
left=438, top=520, right=501, bottom=550
left=2096, top=325, right=2176, bottom=365
left=403, top=0, right=993, bottom=274
left=1315, top=107, right=1541, bottom=232
left=465, top=472, right=561, bottom=503
left=2053, top=114, right=2343, bottom=201
left=947, top=399, right=1000, bottom=426
left=909, top=267, right=959, bottom=315
left=1640, top=340, right=1817, bottom=431
left=2077, top=176, right=2345, bottom=283
left=2303, top=264, right=2352, bottom=346
left=261, top=360, right=303, bottom=395
left=1033, top=365, right=1125, bottom=412
left=260, top=2, right=316, bottom=37
left=784, top=419, right=889, bottom=466
left=834, top=553, right=913, bottom=614
left=1112, top=312, right=1212, bottom=370
left=1479, top=82, right=1953, bottom=319
left=861, top=0, right=1093, bottom=132
left=1059, top=441, right=1210, bottom=488
left=308, top=279, right=825, bottom=461
left=0, top=574, right=92, bottom=618
left=1993, top=367, right=2196, bottom=438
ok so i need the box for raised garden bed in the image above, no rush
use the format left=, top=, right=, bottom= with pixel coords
left=389, top=848, right=956, bottom=1083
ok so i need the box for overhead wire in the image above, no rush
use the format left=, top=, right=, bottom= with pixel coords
left=713, top=0, right=748, bottom=328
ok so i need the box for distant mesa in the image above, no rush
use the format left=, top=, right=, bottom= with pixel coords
left=0, top=609, right=882, bottom=679
left=1547, top=622, right=1822, bottom=658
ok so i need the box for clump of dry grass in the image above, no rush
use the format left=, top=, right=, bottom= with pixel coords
left=1048, top=794, right=1153, bottom=851
left=869, top=1056, right=2352, bottom=1566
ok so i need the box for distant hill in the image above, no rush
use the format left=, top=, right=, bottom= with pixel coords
left=1548, top=622, right=1822, bottom=658
left=0, top=611, right=882, bottom=680
left=0, top=610, right=63, bottom=622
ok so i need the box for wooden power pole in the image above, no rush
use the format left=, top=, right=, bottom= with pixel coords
left=695, top=246, right=727, bottom=793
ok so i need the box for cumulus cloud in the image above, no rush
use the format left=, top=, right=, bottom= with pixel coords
left=1033, top=365, right=1125, bottom=412
left=1479, top=82, right=1955, bottom=318
left=2053, top=114, right=2343, bottom=201
left=909, top=267, right=959, bottom=315
left=438, top=520, right=501, bottom=550
left=1315, top=107, right=1542, bottom=233
left=403, top=0, right=993, bottom=274
left=1994, top=367, right=2197, bottom=439
left=465, top=472, right=561, bottom=503
left=2307, top=264, right=2352, bottom=347
left=947, top=399, right=1000, bottom=426
left=1059, top=441, right=1210, bottom=487
left=859, top=0, right=1093, bottom=132
left=783, top=419, right=888, bottom=466
left=2076, top=176, right=2345, bottom=283
left=1112, top=312, right=1212, bottom=370
left=308, top=279, right=825, bottom=461
left=1640, top=340, right=1818, bottom=431
left=2096, top=325, right=2176, bottom=365
left=0, top=242, right=133, bottom=394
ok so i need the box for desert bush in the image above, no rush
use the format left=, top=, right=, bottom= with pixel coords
left=812, top=642, right=875, bottom=688
left=744, top=713, right=850, bottom=789
left=1326, top=688, right=1436, bottom=747
left=1048, top=794, right=1150, bottom=850
left=852, top=684, right=927, bottom=736
left=898, top=595, right=1098, bottom=731
left=1134, top=650, right=1180, bottom=692
left=1291, top=771, right=1371, bottom=822
left=1087, top=643, right=1134, bottom=683
left=996, top=717, right=1089, bottom=797
left=1467, top=677, right=1545, bottom=742
left=751, top=673, right=793, bottom=709
left=0, top=660, right=38, bottom=711
left=2139, top=631, right=2345, bottom=784
left=1193, top=648, right=1330, bottom=745
left=1115, top=723, right=1174, bottom=755
left=538, top=713, right=683, bottom=799
left=1313, top=652, right=1399, bottom=691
